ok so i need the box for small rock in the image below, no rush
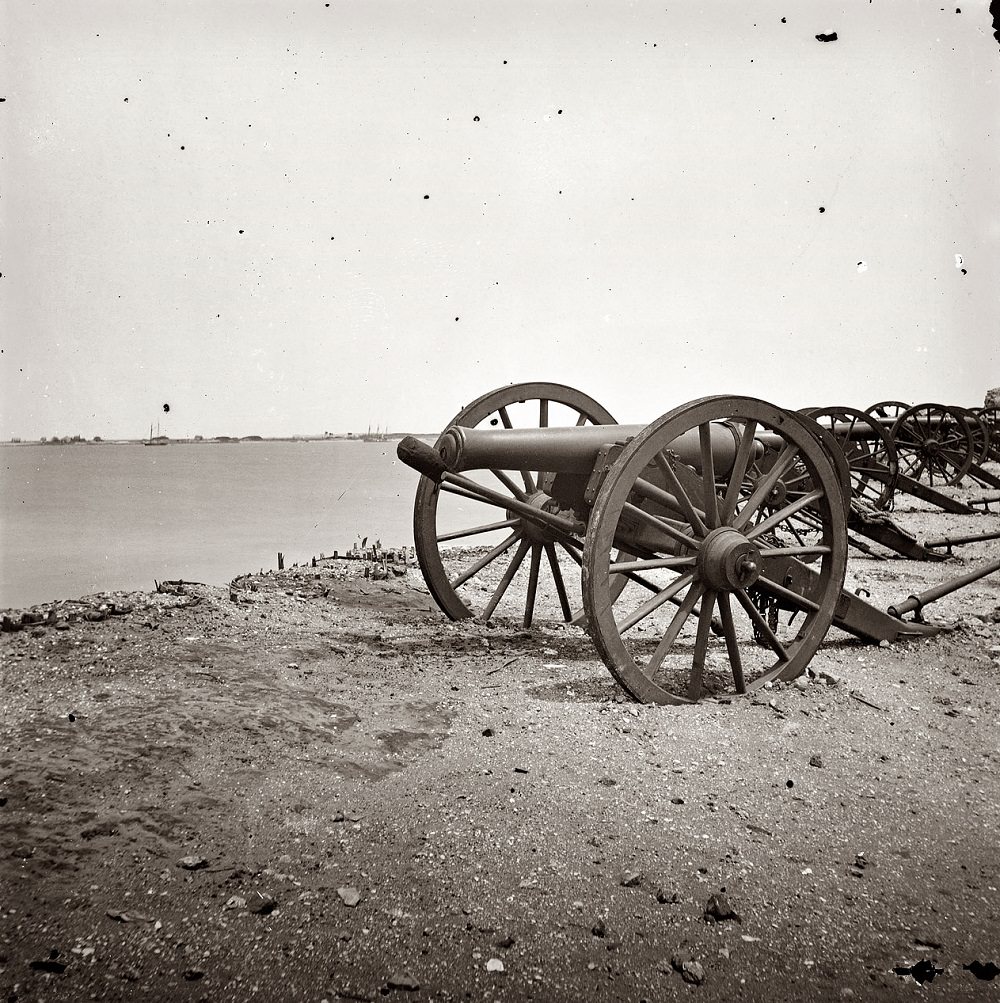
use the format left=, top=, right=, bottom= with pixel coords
left=176, top=855, right=208, bottom=871
left=704, top=893, right=741, bottom=924
left=656, top=888, right=680, bottom=904
left=224, top=895, right=247, bottom=910
left=670, top=954, right=705, bottom=985
left=809, top=754, right=824, bottom=768
left=591, top=919, right=607, bottom=938
left=183, top=968, right=205, bottom=981
left=250, top=893, right=277, bottom=915
left=485, top=958, right=504, bottom=972
left=621, top=871, right=642, bottom=888
left=337, top=886, right=362, bottom=907
left=386, top=972, right=420, bottom=991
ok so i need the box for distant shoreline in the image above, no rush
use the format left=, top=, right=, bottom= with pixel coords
left=0, top=433, right=430, bottom=447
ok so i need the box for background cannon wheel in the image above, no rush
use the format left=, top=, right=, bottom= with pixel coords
left=582, top=397, right=848, bottom=704
left=803, top=405, right=899, bottom=510
left=866, top=400, right=910, bottom=423
left=953, top=406, right=991, bottom=465
left=976, top=407, right=1000, bottom=462
left=413, top=382, right=616, bottom=624
left=889, top=403, right=975, bottom=487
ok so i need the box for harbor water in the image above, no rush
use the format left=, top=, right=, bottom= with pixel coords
left=1, top=440, right=432, bottom=608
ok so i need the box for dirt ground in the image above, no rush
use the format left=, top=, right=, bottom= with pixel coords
left=2, top=497, right=1000, bottom=1002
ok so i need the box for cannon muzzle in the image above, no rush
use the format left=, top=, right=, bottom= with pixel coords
left=396, top=436, right=450, bottom=482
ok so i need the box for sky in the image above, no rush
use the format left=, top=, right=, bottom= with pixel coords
left=1, top=1, right=998, bottom=440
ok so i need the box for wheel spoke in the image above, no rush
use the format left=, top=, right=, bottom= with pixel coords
left=609, top=556, right=697, bottom=574
left=441, top=474, right=582, bottom=538
left=544, top=542, right=573, bottom=621
left=437, top=517, right=520, bottom=543
left=652, top=452, right=709, bottom=537
left=694, top=425, right=718, bottom=533
left=480, top=537, right=531, bottom=620
left=717, top=592, right=746, bottom=693
left=633, top=473, right=708, bottom=534
left=622, top=502, right=701, bottom=551
left=559, top=538, right=583, bottom=563
left=734, top=588, right=789, bottom=661
left=786, top=520, right=810, bottom=549
left=523, top=544, right=542, bottom=628
left=539, top=399, right=549, bottom=428
left=757, top=545, right=831, bottom=558
left=450, top=532, right=521, bottom=589
left=733, top=443, right=801, bottom=530
left=644, top=582, right=704, bottom=678
left=720, top=420, right=759, bottom=523
left=754, top=574, right=821, bottom=613
left=491, top=469, right=529, bottom=503
left=687, top=588, right=717, bottom=701
left=615, top=572, right=694, bottom=634
left=745, top=489, right=825, bottom=541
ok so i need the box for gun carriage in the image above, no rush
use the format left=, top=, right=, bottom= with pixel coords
left=397, top=384, right=1000, bottom=705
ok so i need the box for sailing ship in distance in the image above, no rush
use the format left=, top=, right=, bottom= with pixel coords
left=361, top=425, right=388, bottom=442
left=145, top=422, right=169, bottom=446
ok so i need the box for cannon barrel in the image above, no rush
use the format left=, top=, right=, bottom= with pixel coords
left=437, top=421, right=759, bottom=475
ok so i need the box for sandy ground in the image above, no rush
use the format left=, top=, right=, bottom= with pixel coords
left=2, top=498, right=1000, bottom=1002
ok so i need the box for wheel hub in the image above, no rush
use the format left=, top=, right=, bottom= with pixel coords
left=697, top=527, right=762, bottom=591
left=509, top=491, right=560, bottom=543
left=752, top=474, right=787, bottom=508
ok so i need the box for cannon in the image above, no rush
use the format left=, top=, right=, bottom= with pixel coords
left=395, top=384, right=986, bottom=705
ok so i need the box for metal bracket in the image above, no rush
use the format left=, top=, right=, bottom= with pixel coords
left=584, top=442, right=624, bottom=506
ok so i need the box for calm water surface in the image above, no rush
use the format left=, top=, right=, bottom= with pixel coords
left=1, top=441, right=432, bottom=608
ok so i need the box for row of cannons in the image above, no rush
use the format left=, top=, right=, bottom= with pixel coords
left=396, top=384, right=1000, bottom=705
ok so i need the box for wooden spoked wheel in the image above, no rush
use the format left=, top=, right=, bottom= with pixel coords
left=953, top=406, right=991, bottom=465
left=412, top=382, right=615, bottom=624
left=977, top=407, right=1000, bottom=462
left=582, top=397, right=848, bottom=705
left=866, top=400, right=910, bottom=422
left=803, top=406, right=899, bottom=510
left=889, top=403, right=975, bottom=487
